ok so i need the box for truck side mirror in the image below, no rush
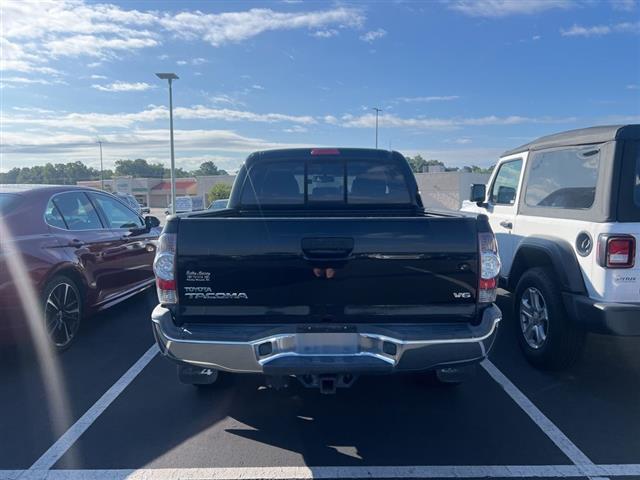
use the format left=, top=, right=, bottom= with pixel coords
left=470, top=184, right=487, bottom=206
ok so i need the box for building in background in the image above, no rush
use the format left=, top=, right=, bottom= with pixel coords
left=415, top=171, right=490, bottom=211
left=77, top=175, right=236, bottom=208
left=78, top=171, right=488, bottom=211
left=195, top=175, right=237, bottom=202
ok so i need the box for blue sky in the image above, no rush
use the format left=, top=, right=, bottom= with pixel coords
left=1, top=0, right=639, bottom=173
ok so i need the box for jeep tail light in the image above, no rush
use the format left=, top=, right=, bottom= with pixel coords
left=599, top=235, right=635, bottom=269
left=478, top=232, right=501, bottom=303
left=153, top=233, right=177, bottom=304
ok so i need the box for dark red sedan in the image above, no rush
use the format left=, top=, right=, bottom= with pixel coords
left=0, top=185, right=161, bottom=351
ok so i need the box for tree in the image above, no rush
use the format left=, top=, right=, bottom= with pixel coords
left=207, top=182, right=232, bottom=203
left=114, top=159, right=165, bottom=178
left=405, top=155, right=445, bottom=173
left=167, top=167, right=191, bottom=178
left=0, top=161, right=103, bottom=184
left=193, top=161, right=228, bottom=176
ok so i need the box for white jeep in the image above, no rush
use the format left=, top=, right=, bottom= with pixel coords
left=461, top=125, right=640, bottom=370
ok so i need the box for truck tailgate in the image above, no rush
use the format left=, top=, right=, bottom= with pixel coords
left=176, top=216, right=479, bottom=324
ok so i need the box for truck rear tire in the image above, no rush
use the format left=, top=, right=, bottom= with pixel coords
left=514, top=267, right=585, bottom=371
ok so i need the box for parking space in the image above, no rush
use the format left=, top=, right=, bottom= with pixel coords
left=2, top=290, right=640, bottom=478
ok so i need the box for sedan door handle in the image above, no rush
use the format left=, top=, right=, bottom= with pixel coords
left=500, top=221, right=513, bottom=229
left=68, top=239, right=85, bottom=247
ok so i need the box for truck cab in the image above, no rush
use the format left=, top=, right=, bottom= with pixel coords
left=462, top=125, right=640, bottom=370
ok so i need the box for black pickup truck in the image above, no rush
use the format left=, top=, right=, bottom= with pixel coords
left=152, top=148, right=501, bottom=393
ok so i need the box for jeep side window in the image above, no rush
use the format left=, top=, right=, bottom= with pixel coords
left=524, top=146, right=600, bottom=210
left=490, top=159, right=522, bottom=205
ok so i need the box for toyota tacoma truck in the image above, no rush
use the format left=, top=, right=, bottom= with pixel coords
left=151, top=148, right=501, bottom=393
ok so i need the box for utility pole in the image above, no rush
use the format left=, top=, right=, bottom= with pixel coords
left=372, top=107, right=382, bottom=149
left=97, top=140, right=104, bottom=190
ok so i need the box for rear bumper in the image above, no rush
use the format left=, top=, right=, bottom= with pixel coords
left=564, top=293, right=640, bottom=336
left=151, top=305, right=501, bottom=375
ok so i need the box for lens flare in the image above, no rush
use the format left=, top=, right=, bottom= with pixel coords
left=0, top=216, right=76, bottom=463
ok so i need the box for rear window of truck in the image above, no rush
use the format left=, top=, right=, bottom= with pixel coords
left=240, top=158, right=411, bottom=206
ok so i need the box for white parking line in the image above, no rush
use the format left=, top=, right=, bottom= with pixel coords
left=19, top=347, right=612, bottom=479
left=4, top=464, right=640, bottom=480
left=481, top=360, right=596, bottom=475
left=28, top=344, right=159, bottom=472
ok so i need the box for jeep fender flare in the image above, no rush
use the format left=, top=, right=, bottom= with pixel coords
left=507, top=236, right=587, bottom=295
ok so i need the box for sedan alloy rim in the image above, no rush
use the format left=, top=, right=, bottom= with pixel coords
left=45, top=283, right=80, bottom=348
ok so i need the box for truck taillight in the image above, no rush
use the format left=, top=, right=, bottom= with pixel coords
left=598, top=235, right=635, bottom=269
left=478, top=232, right=501, bottom=303
left=153, top=233, right=177, bottom=304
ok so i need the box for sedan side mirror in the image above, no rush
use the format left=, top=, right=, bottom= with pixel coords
left=470, top=184, right=487, bottom=207
left=145, top=215, right=161, bottom=229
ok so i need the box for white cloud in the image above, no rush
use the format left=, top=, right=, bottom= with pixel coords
left=360, top=28, right=387, bottom=43
left=561, top=21, right=640, bottom=36
left=251, top=84, right=265, bottom=90
left=12, top=106, right=58, bottom=114
left=1, top=0, right=159, bottom=73
left=627, top=84, right=640, bottom=90
left=92, top=81, right=154, bottom=92
left=611, top=0, right=637, bottom=11
left=158, top=6, right=364, bottom=46
left=330, top=112, right=577, bottom=129
left=396, top=95, right=460, bottom=103
left=1, top=127, right=309, bottom=171
left=311, top=29, right=339, bottom=38
left=205, top=93, right=246, bottom=107
left=89, top=74, right=107, bottom=79
left=2, top=105, right=317, bottom=132
left=1, top=1, right=364, bottom=76
left=448, top=0, right=575, bottom=17
left=283, top=125, right=308, bottom=133
left=176, top=57, right=207, bottom=66
left=0, top=76, right=64, bottom=85
left=45, top=35, right=158, bottom=58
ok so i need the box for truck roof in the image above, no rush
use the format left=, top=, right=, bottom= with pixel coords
left=502, top=124, right=640, bottom=158
left=244, top=148, right=399, bottom=167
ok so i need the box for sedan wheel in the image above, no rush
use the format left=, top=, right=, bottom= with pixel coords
left=45, top=281, right=81, bottom=349
left=519, top=286, right=549, bottom=349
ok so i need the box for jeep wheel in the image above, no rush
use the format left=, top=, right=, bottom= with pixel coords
left=514, top=267, right=585, bottom=370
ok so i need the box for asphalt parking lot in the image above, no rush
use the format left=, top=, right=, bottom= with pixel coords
left=2, top=290, right=639, bottom=480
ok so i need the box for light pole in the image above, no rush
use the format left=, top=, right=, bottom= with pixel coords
left=97, top=140, right=104, bottom=190
left=372, top=107, right=382, bottom=148
left=155, top=72, right=179, bottom=214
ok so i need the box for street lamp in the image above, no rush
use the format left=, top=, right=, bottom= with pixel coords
left=155, top=72, right=179, bottom=214
left=372, top=107, right=382, bottom=149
